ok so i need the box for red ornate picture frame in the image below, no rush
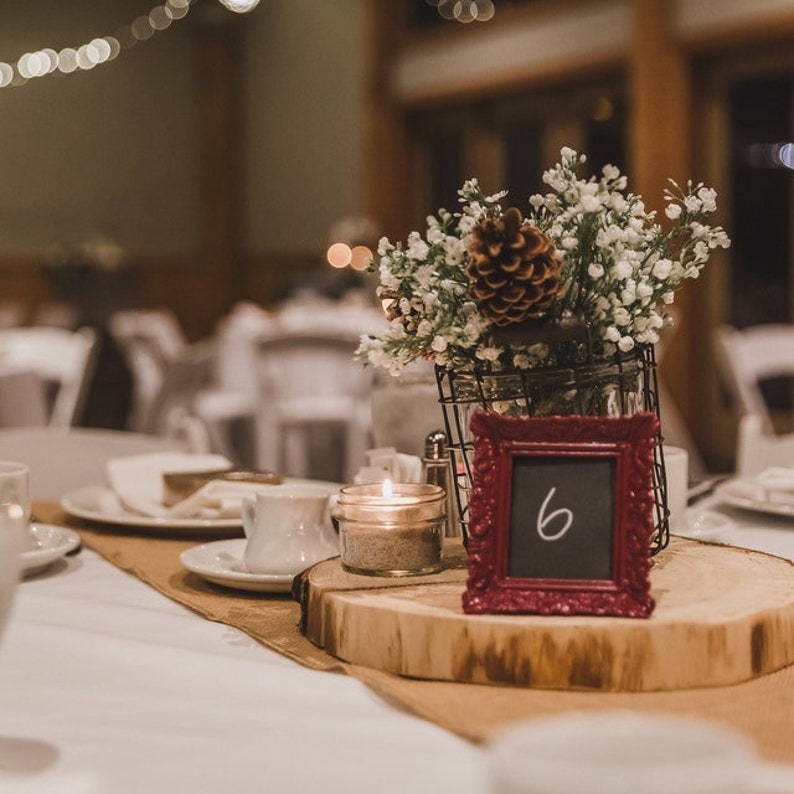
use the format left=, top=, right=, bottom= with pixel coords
left=463, top=411, right=659, bottom=618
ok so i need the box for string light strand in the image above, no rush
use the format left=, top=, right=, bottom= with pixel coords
left=425, top=0, right=495, bottom=24
left=0, top=0, right=197, bottom=89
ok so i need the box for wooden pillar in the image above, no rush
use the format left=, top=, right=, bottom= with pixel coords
left=361, top=0, right=412, bottom=237
left=629, top=0, right=699, bottom=445
left=190, top=5, right=245, bottom=326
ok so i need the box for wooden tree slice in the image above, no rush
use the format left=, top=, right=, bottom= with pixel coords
left=298, top=537, right=794, bottom=692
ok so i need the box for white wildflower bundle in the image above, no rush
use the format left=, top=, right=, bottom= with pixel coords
left=356, top=147, right=730, bottom=373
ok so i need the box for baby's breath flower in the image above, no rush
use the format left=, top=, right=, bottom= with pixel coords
left=457, top=215, right=477, bottom=235
left=618, top=336, right=635, bottom=352
left=588, top=263, right=605, bottom=279
left=652, top=259, right=672, bottom=279
left=684, top=194, right=702, bottom=213
left=613, top=307, right=631, bottom=327
left=406, top=234, right=429, bottom=261
left=476, top=346, right=501, bottom=362
left=356, top=146, right=729, bottom=374
left=612, top=260, right=632, bottom=280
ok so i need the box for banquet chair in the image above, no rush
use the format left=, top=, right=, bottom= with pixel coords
left=31, top=301, right=80, bottom=330
left=0, top=370, right=49, bottom=427
left=253, top=332, right=374, bottom=483
left=109, top=309, right=258, bottom=465
left=108, top=308, right=189, bottom=432
left=713, top=324, right=794, bottom=430
left=0, top=326, right=98, bottom=427
left=0, top=427, right=194, bottom=500
left=734, top=413, right=794, bottom=477
left=714, top=324, right=794, bottom=475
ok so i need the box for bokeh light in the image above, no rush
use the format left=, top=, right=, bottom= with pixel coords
left=591, top=96, right=614, bottom=123
left=427, top=0, right=495, bottom=23
left=57, top=48, right=79, bottom=74
left=350, top=245, right=373, bottom=272
left=131, top=15, right=156, bottom=42
left=0, top=0, right=209, bottom=90
left=327, top=243, right=353, bottom=269
left=149, top=6, right=173, bottom=31
left=217, top=0, right=262, bottom=12
left=747, top=142, right=794, bottom=170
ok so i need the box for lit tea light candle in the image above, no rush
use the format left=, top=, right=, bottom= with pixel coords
left=333, top=481, right=446, bottom=577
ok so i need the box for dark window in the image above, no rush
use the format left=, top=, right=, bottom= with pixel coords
left=504, top=118, right=543, bottom=204
left=586, top=94, right=626, bottom=176
left=729, top=75, right=792, bottom=328
left=428, top=128, right=465, bottom=213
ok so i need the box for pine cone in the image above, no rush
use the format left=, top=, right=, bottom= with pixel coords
left=467, top=207, right=562, bottom=326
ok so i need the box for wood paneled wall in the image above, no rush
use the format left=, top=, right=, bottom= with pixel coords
left=371, top=0, right=794, bottom=471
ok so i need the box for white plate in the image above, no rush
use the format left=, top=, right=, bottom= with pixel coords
left=671, top=508, right=733, bottom=541
left=715, top=478, right=794, bottom=520
left=21, top=524, right=81, bottom=577
left=180, top=538, right=293, bottom=593
left=60, top=485, right=243, bottom=533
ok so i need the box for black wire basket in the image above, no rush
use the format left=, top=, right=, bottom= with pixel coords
left=435, top=344, right=670, bottom=555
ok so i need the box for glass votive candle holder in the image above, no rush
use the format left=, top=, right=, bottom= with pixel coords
left=334, top=482, right=446, bottom=577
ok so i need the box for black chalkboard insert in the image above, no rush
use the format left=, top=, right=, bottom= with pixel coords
left=508, top=455, right=616, bottom=581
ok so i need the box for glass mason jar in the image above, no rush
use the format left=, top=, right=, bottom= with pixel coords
left=334, top=482, right=446, bottom=577
left=435, top=345, right=668, bottom=554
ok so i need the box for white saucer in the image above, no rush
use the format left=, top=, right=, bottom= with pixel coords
left=715, top=477, right=794, bottom=520
left=672, top=508, right=733, bottom=541
left=180, top=539, right=294, bottom=593
left=61, top=485, right=242, bottom=533
left=21, top=524, right=81, bottom=577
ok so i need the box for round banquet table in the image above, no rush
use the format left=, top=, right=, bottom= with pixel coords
left=0, top=543, right=485, bottom=793
left=1, top=487, right=794, bottom=793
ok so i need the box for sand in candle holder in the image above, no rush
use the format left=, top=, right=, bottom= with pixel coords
left=334, top=482, right=445, bottom=577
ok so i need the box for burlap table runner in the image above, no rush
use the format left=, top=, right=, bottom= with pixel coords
left=38, top=502, right=794, bottom=763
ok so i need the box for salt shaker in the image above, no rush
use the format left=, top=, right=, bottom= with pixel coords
left=422, top=430, right=460, bottom=538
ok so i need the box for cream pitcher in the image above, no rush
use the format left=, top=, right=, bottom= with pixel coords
left=241, top=483, right=340, bottom=575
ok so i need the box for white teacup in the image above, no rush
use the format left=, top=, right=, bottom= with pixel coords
left=488, top=711, right=761, bottom=794
left=241, top=483, right=340, bottom=575
left=0, top=461, right=31, bottom=527
left=0, top=496, right=30, bottom=649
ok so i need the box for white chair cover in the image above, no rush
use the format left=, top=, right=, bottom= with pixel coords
left=0, top=326, right=98, bottom=427
left=714, top=324, right=794, bottom=475
left=109, top=309, right=258, bottom=465
left=254, top=332, right=373, bottom=483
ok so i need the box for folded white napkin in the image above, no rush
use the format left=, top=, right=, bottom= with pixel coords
left=106, top=452, right=270, bottom=519
left=356, top=447, right=422, bottom=484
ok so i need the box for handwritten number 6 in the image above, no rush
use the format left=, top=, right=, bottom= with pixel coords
left=537, top=487, right=573, bottom=542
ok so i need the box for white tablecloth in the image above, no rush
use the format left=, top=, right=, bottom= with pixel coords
left=0, top=549, right=485, bottom=793
left=1, top=491, right=793, bottom=793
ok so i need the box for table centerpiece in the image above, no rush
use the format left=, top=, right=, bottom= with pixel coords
left=356, top=147, right=730, bottom=552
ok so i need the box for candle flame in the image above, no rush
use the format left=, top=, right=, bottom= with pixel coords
left=381, top=478, right=393, bottom=499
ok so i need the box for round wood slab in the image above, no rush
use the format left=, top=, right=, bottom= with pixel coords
left=298, top=537, right=794, bottom=691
